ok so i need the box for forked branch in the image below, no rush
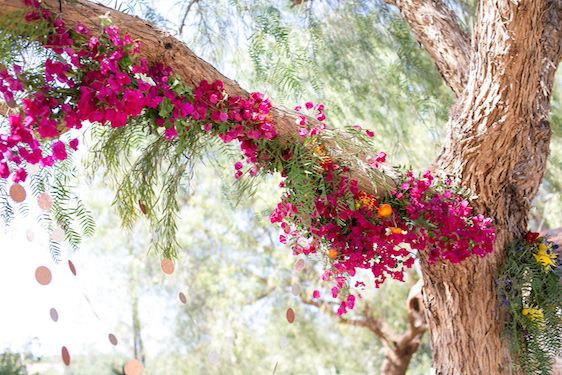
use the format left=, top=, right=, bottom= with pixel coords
left=385, top=0, right=470, bottom=97
left=301, top=279, right=427, bottom=375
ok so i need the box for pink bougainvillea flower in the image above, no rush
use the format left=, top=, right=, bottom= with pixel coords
left=12, top=168, right=27, bottom=183
left=51, top=141, right=67, bottom=161
left=368, top=151, right=387, bottom=169
left=69, top=138, right=79, bottom=151
left=164, top=127, right=178, bottom=140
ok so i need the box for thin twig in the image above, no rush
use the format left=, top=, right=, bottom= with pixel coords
left=178, top=0, right=200, bottom=36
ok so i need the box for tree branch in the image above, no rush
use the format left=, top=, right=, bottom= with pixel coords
left=397, top=279, right=427, bottom=349
left=291, top=0, right=311, bottom=7
left=301, top=279, right=428, bottom=375
left=0, top=101, right=9, bottom=114
left=379, top=279, right=427, bottom=374
left=0, top=0, right=396, bottom=194
left=385, top=0, right=470, bottom=97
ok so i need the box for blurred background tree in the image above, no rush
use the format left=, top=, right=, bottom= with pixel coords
left=0, top=351, right=27, bottom=375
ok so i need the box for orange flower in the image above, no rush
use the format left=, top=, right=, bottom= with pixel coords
left=389, top=227, right=404, bottom=234
left=328, top=249, right=338, bottom=259
left=377, top=204, right=392, bottom=218
left=357, top=192, right=378, bottom=211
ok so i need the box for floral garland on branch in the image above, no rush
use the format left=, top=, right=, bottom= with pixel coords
left=0, top=0, right=495, bottom=314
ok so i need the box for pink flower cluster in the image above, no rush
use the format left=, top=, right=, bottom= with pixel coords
left=294, top=101, right=327, bottom=137
left=274, top=170, right=495, bottom=314
left=271, top=105, right=495, bottom=314
left=192, top=81, right=276, bottom=178
left=0, top=1, right=277, bottom=183
left=397, top=171, right=495, bottom=263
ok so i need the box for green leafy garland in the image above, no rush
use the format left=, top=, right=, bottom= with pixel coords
left=498, top=232, right=562, bottom=374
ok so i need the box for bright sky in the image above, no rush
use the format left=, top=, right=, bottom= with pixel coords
left=0, top=215, right=112, bottom=355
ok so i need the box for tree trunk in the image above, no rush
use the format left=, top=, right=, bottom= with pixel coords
left=380, top=345, right=417, bottom=375
left=418, top=0, right=562, bottom=373
left=380, top=280, right=427, bottom=375
left=128, top=234, right=146, bottom=366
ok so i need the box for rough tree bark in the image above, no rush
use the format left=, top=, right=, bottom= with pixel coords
left=380, top=280, right=427, bottom=375
left=1, top=0, right=561, bottom=373
left=384, top=0, right=471, bottom=97
left=396, top=0, right=562, bottom=374
left=394, top=0, right=562, bottom=373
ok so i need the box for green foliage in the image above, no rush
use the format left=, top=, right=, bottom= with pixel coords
left=87, top=115, right=207, bottom=258
left=0, top=179, right=15, bottom=226
left=236, top=1, right=453, bottom=170
left=248, top=4, right=321, bottom=97
left=0, top=10, right=96, bottom=261
left=25, top=147, right=95, bottom=260
left=1, top=2, right=560, bottom=374
left=166, top=0, right=562, bottom=225
left=0, top=4, right=441, bottom=373
left=0, top=152, right=96, bottom=261
left=0, top=352, right=27, bottom=375
left=150, top=166, right=431, bottom=374
left=0, top=10, right=51, bottom=67
left=498, top=237, right=562, bottom=375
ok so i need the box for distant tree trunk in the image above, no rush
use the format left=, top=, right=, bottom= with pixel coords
left=302, top=279, right=427, bottom=375
left=380, top=281, right=427, bottom=375
left=128, top=233, right=146, bottom=366
left=380, top=345, right=418, bottom=375
left=131, top=284, right=145, bottom=365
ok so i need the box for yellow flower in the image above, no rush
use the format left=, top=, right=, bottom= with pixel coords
left=533, top=243, right=557, bottom=271
left=522, top=306, right=544, bottom=322
left=312, top=144, right=334, bottom=166
left=313, top=144, right=326, bottom=157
